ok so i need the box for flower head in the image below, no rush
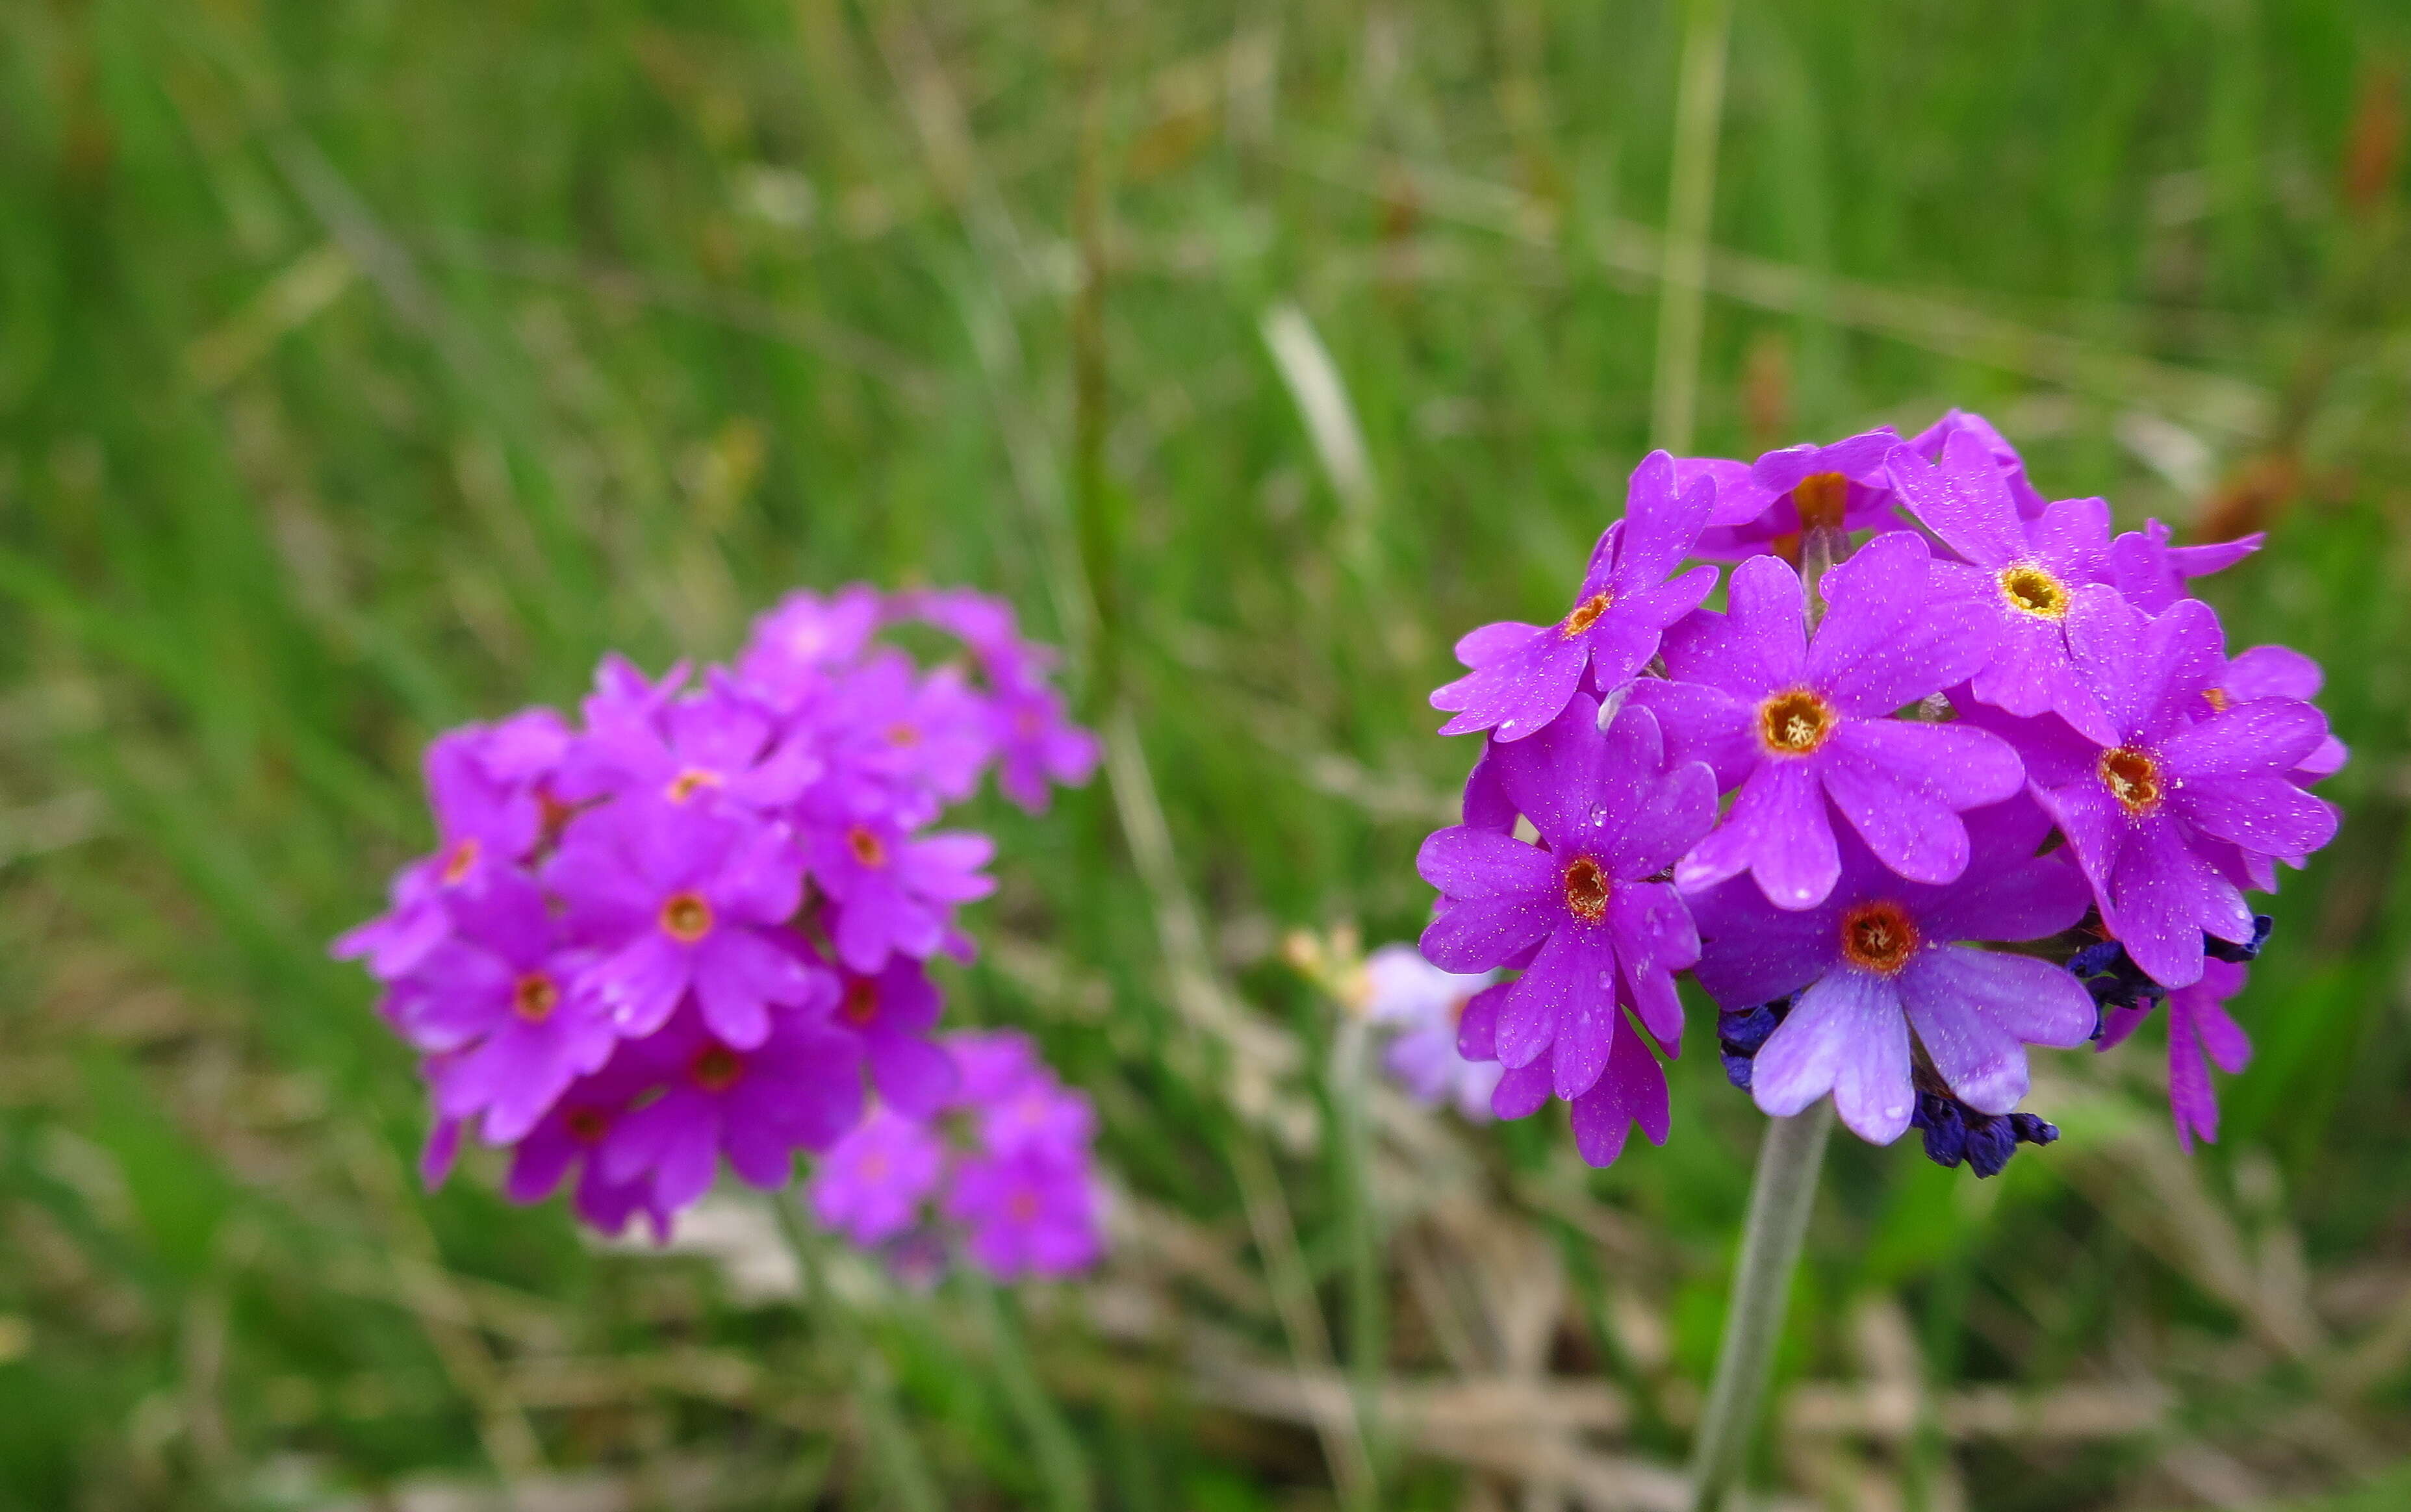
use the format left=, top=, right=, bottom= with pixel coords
left=1431, top=451, right=1718, bottom=740
left=1690, top=797, right=2095, bottom=1143
left=1360, top=944, right=1503, bottom=1122
left=1634, top=532, right=2021, bottom=908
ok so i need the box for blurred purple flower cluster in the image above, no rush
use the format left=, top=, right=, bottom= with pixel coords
left=1416, top=413, right=2343, bottom=1173
left=336, top=586, right=1101, bottom=1241
left=810, top=1029, right=1105, bottom=1281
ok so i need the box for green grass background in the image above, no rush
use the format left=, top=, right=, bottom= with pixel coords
left=5, top=1, right=2411, bottom=1508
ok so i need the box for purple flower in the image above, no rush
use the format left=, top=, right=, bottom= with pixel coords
left=1690, top=796, right=2096, bottom=1143
left=824, top=951, right=962, bottom=1118
left=384, top=873, right=619, bottom=1144
left=602, top=1007, right=865, bottom=1213
left=1887, top=433, right=2126, bottom=742
left=1635, top=532, right=2022, bottom=908
left=1975, top=594, right=2338, bottom=988
left=548, top=799, right=824, bottom=1048
left=2221, top=645, right=2349, bottom=785
left=501, top=1048, right=677, bottom=1242
left=1431, top=451, right=1718, bottom=740
left=802, top=811, right=993, bottom=972
left=1681, top=427, right=1909, bottom=559
left=1417, top=698, right=1715, bottom=1120
left=2109, top=518, right=2264, bottom=614
left=952, top=1030, right=1098, bottom=1158
left=735, top=585, right=884, bottom=705
left=563, top=670, right=818, bottom=813
left=333, top=715, right=570, bottom=978
left=1360, top=944, right=1503, bottom=1122
left=811, top=650, right=995, bottom=814
left=1906, top=409, right=2047, bottom=518
left=943, top=1147, right=1104, bottom=1280
left=989, top=679, right=1103, bottom=813
left=810, top=1106, right=949, bottom=1245
left=2108, top=957, right=2251, bottom=1152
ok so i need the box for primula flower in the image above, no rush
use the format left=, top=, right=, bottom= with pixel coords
left=548, top=798, right=823, bottom=1048
left=944, top=1148, right=1104, bottom=1280
left=1635, top=532, right=2020, bottom=908
left=988, top=679, right=1103, bottom=813
left=1907, top=409, right=2047, bottom=518
left=384, top=873, right=618, bottom=1145
left=2100, top=955, right=2252, bottom=1151
left=2109, top=518, right=2264, bottom=614
left=1431, top=451, right=1718, bottom=740
left=562, top=670, right=818, bottom=813
left=494, top=1049, right=675, bottom=1241
left=1681, top=427, right=1909, bottom=559
left=1887, top=433, right=2123, bottom=742
left=810, top=1105, right=949, bottom=1245
left=802, top=810, right=994, bottom=973
left=602, top=1007, right=865, bottom=1213
left=823, top=951, right=962, bottom=1118
left=1418, top=699, right=1715, bottom=1162
left=1359, top=944, right=1503, bottom=1122
left=333, top=715, right=569, bottom=977
left=735, top=585, right=884, bottom=704
left=1974, top=594, right=2337, bottom=988
left=1690, top=798, right=2095, bottom=1144
left=815, top=649, right=994, bottom=812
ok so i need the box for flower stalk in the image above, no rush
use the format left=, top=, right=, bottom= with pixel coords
left=1683, top=1099, right=1834, bottom=1512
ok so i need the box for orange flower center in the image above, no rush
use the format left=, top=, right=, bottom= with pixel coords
left=1840, top=901, right=1919, bottom=975
left=1561, top=856, right=1610, bottom=923
left=511, top=972, right=559, bottom=1022
left=846, top=825, right=887, bottom=868
left=841, top=977, right=880, bottom=1026
left=1560, top=592, right=1612, bottom=638
left=691, top=1044, right=745, bottom=1093
left=1758, top=688, right=1837, bottom=754
left=886, top=723, right=920, bottom=748
left=440, top=837, right=481, bottom=885
left=665, top=766, right=722, bottom=803
left=2203, top=687, right=2230, bottom=712
left=565, top=1108, right=611, bottom=1145
left=660, top=890, right=714, bottom=943
left=2099, top=746, right=2162, bottom=815
left=1793, top=471, right=1849, bottom=532
left=1008, top=1189, right=1041, bottom=1223
left=1997, top=563, right=2071, bottom=620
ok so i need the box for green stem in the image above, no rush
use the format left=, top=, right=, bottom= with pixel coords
left=771, top=1192, right=943, bottom=1512
left=1684, top=1102, right=1834, bottom=1512
left=965, top=1272, right=1094, bottom=1512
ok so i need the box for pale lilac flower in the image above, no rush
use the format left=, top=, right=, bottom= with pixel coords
left=944, top=1148, right=1104, bottom=1280
left=548, top=799, right=823, bottom=1047
left=1634, top=532, right=2020, bottom=908
left=1431, top=451, right=1718, bottom=740
left=2109, top=518, right=2264, bottom=613
left=1887, top=433, right=2124, bottom=742
left=1690, top=797, right=2095, bottom=1144
left=810, top=1106, right=949, bottom=1245
left=1360, top=944, right=1503, bottom=1122
left=601, top=1007, right=865, bottom=1213
left=1417, top=699, right=1715, bottom=1155
left=1974, top=594, right=2338, bottom=988
left=1681, top=427, right=1909, bottom=559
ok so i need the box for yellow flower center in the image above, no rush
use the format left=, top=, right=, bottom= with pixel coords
left=511, top=972, right=559, bottom=1023
left=1561, top=856, right=1610, bottom=923
left=660, top=890, right=714, bottom=943
left=665, top=766, right=722, bottom=803
left=440, top=837, right=481, bottom=885
left=1561, top=592, right=1612, bottom=638
left=1840, top=901, right=1919, bottom=975
left=2099, top=747, right=2162, bottom=816
left=1997, top=563, right=2071, bottom=620
left=1758, top=688, right=1837, bottom=755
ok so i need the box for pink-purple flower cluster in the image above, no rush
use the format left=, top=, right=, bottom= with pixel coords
left=1419, top=414, right=2342, bottom=1174
left=335, top=586, right=1101, bottom=1239
left=810, top=1029, right=1105, bottom=1281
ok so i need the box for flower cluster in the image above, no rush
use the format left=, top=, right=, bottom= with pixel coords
left=1357, top=944, right=1504, bottom=1121
left=335, top=586, right=1101, bottom=1238
left=1420, top=414, right=2342, bottom=1174
left=810, top=1030, right=1105, bottom=1281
